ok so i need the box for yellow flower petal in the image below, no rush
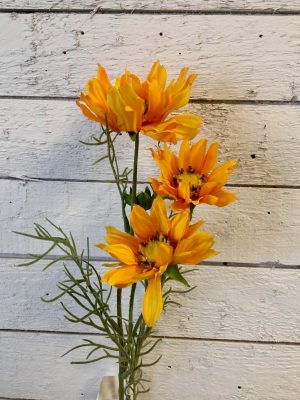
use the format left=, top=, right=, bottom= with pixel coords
left=144, top=241, right=173, bottom=267
left=170, top=209, right=190, bottom=242
left=99, top=244, right=136, bottom=265
left=150, top=196, right=170, bottom=235
left=178, top=140, right=190, bottom=170
left=105, top=226, right=139, bottom=252
left=130, top=204, right=156, bottom=240
left=142, top=273, right=163, bottom=327
left=173, top=232, right=217, bottom=264
left=183, top=220, right=204, bottom=239
left=214, top=189, right=237, bottom=207
left=202, top=143, right=219, bottom=175
left=208, top=160, right=238, bottom=184
left=102, top=265, right=141, bottom=287
left=178, top=181, right=191, bottom=204
left=189, top=138, right=207, bottom=172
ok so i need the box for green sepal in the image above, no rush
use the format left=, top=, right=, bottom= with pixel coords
left=165, top=264, right=190, bottom=287
left=128, top=132, right=138, bottom=142
left=124, top=186, right=155, bottom=210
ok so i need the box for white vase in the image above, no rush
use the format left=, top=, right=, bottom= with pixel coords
left=97, top=376, right=119, bottom=400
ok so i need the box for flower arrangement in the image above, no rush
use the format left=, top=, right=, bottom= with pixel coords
left=16, top=61, right=237, bottom=399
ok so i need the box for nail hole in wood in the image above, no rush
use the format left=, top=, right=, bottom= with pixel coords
left=159, top=32, right=163, bottom=36
left=251, top=154, right=256, bottom=159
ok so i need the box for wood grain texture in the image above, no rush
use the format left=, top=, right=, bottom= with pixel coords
left=2, top=259, right=300, bottom=342
left=1, top=0, right=300, bottom=11
left=1, top=331, right=300, bottom=399
left=1, top=180, right=299, bottom=264
left=0, top=13, right=300, bottom=99
left=1, top=100, right=299, bottom=186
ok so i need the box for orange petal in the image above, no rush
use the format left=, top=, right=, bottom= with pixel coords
left=150, top=196, right=170, bottom=235
left=183, top=220, right=204, bottom=239
left=202, top=143, right=219, bottom=175
left=142, top=273, right=163, bottom=327
left=208, top=160, right=238, bottom=184
left=178, top=181, right=191, bottom=204
left=170, top=199, right=189, bottom=211
left=173, top=232, right=217, bottom=264
left=102, top=265, right=141, bottom=287
left=178, top=140, right=190, bottom=170
left=170, top=209, right=190, bottom=242
left=130, top=205, right=156, bottom=240
left=98, top=244, right=136, bottom=265
left=214, top=189, right=237, bottom=207
left=190, top=138, right=207, bottom=172
left=200, top=182, right=219, bottom=196
left=201, top=194, right=219, bottom=205
left=105, top=226, right=139, bottom=252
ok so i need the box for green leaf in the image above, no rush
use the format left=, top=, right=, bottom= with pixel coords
left=123, top=187, right=132, bottom=206
left=165, top=265, right=190, bottom=287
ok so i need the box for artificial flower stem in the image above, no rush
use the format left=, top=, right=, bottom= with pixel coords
left=131, top=132, right=140, bottom=211
left=117, top=288, right=125, bottom=400
left=189, top=203, right=196, bottom=221
left=128, top=132, right=139, bottom=392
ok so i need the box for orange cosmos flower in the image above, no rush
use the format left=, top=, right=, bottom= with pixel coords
left=76, top=61, right=202, bottom=143
left=97, top=197, right=217, bottom=327
left=149, top=139, right=238, bottom=211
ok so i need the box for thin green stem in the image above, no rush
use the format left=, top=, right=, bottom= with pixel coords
left=131, top=133, right=140, bottom=210
left=189, top=203, right=196, bottom=221
left=117, top=288, right=125, bottom=400
left=105, top=127, right=130, bottom=232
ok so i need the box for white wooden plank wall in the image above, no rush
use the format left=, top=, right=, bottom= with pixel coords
left=0, top=1, right=299, bottom=399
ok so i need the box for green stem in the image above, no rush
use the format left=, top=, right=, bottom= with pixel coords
left=105, top=127, right=130, bottom=232
left=131, top=133, right=140, bottom=210
left=117, top=288, right=125, bottom=400
left=127, top=133, right=139, bottom=397
left=189, top=203, right=196, bottom=221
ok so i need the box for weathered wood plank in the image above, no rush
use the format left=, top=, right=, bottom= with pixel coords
left=2, top=259, right=300, bottom=342
left=0, top=14, right=299, bottom=99
left=1, top=0, right=300, bottom=11
left=1, top=331, right=300, bottom=399
left=1, top=100, right=299, bottom=186
left=1, top=180, right=299, bottom=264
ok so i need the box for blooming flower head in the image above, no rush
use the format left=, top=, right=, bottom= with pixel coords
left=76, top=61, right=202, bottom=143
left=149, top=139, right=238, bottom=211
left=97, top=197, right=217, bottom=327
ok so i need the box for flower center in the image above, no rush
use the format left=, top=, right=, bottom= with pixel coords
left=137, top=235, right=173, bottom=270
left=173, top=167, right=207, bottom=200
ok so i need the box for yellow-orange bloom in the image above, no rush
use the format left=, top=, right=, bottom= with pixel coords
left=97, top=197, right=217, bottom=327
left=149, top=139, right=238, bottom=211
left=76, top=61, right=202, bottom=143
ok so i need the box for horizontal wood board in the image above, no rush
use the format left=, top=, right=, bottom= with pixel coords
left=0, top=14, right=300, bottom=99
left=1, top=180, right=299, bottom=264
left=2, top=0, right=300, bottom=11
left=1, top=100, right=300, bottom=185
left=1, top=331, right=300, bottom=399
left=1, top=259, right=300, bottom=342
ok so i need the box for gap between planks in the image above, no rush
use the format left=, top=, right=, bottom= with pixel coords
left=1, top=96, right=300, bottom=106
left=2, top=328, right=300, bottom=347
left=2, top=8, right=300, bottom=16
left=0, top=176, right=299, bottom=190
left=1, top=254, right=299, bottom=269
